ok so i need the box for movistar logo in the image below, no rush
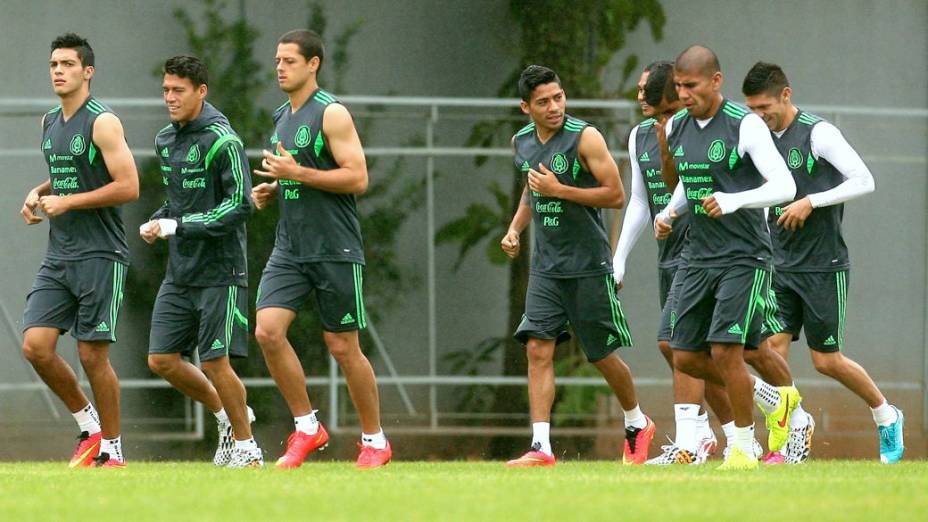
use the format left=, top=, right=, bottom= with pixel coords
left=823, top=336, right=837, bottom=346
left=727, top=323, right=744, bottom=335
left=340, top=313, right=355, bottom=325
left=95, top=322, right=110, bottom=333
left=294, top=125, right=311, bottom=148
left=186, top=144, right=200, bottom=163
left=43, top=139, right=52, bottom=150
left=210, top=339, right=225, bottom=350
left=678, top=161, right=710, bottom=172
left=520, top=161, right=530, bottom=172
left=673, top=145, right=685, bottom=157
left=160, top=147, right=169, bottom=158
left=787, top=147, right=803, bottom=169
left=550, top=153, right=568, bottom=175
left=69, top=134, right=86, bottom=155
left=638, top=151, right=650, bottom=162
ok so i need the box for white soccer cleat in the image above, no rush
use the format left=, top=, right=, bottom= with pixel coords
left=214, top=406, right=256, bottom=466
left=226, top=446, right=264, bottom=468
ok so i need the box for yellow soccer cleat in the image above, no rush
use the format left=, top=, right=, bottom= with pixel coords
left=717, top=447, right=759, bottom=471
left=762, top=386, right=801, bottom=453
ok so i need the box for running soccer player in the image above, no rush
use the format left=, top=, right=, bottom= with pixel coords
left=250, top=29, right=391, bottom=469
left=742, top=61, right=904, bottom=464
left=20, top=33, right=138, bottom=468
left=141, top=55, right=262, bottom=468
left=654, top=46, right=801, bottom=470
left=502, top=65, right=654, bottom=467
left=614, top=61, right=732, bottom=464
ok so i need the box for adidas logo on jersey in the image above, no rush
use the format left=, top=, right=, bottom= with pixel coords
left=211, top=339, right=225, bottom=350
left=520, top=161, right=530, bottom=172
left=43, top=139, right=52, bottom=150
left=727, top=323, right=744, bottom=335
left=823, top=336, right=837, bottom=346
left=673, top=146, right=685, bottom=157
left=160, top=147, right=169, bottom=158
left=341, top=313, right=355, bottom=325
left=95, top=322, right=109, bottom=333
left=638, top=151, right=650, bottom=162
left=606, top=334, right=617, bottom=346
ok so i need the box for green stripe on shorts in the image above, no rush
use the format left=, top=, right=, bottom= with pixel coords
left=353, top=264, right=367, bottom=329
left=836, top=271, right=847, bottom=348
left=605, top=274, right=633, bottom=345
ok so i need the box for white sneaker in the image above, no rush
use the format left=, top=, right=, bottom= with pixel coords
left=214, top=406, right=256, bottom=466
left=226, top=446, right=264, bottom=468
left=782, top=412, right=815, bottom=464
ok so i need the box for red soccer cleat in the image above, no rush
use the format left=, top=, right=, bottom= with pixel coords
left=506, top=450, right=556, bottom=468
left=275, top=425, right=330, bottom=469
left=356, top=441, right=392, bottom=469
left=623, top=416, right=656, bottom=465
left=93, top=453, right=126, bottom=468
left=69, top=431, right=102, bottom=469
left=761, top=451, right=786, bottom=465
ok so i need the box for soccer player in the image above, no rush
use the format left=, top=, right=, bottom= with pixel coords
left=141, top=55, right=262, bottom=468
left=654, top=45, right=801, bottom=470
left=614, top=61, right=733, bottom=464
left=742, top=62, right=904, bottom=464
left=501, top=65, right=654, bottom=467
left=20, top=33, right=138, bottom=468
left=250, top=29, right=391, bottom=469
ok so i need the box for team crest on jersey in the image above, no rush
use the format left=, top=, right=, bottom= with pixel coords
left=69, top=134, right=86, bottom=155
left=787, top=148, right=803, bottom=169
left=294, top=125, right=311, bottom=148
left=186, top=144, right=200, bottom=163
left=707, top=139, right=726, bottom=163
left=550, top=153, right=568, bottom=175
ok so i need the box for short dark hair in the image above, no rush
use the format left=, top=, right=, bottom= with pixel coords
left=742, top=61, right=790, bottom=97
left=518, top=65, right=561, bottom=102
left=51, top=33, right=94, bottom=67
left=643, top=60, right=677, bottom=107
left=278, top=29, right=325, bottom=70
left=163, top=55, right=209, bottom=87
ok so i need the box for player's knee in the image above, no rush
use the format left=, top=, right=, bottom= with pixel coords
left=78, top=349, right=106, bottom=372
left=811, top=352, right=840, bottom=376
left=254, top=324, right=285, bottom=350
left=22, top=341, right=52, bottom=366
left=325, top=334, right=359, bottom=363
left=658, top=341, right=674, bottom=368
left=147, top=354, right=176, bottom=376
left=525, top=341, right=553, bottom=366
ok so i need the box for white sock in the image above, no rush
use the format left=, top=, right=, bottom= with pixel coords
left=361, top=429, right=387, bottom=449
left=871, top=401, right=898, bottom=427
left=531, top=422, right=552, bottom=455
left=697, top=411, right=713, bottom=439
left=234, top=438, right=258, bottom=450
left=295, top=410, right=320, bottom=435
left=734, top=424, right=755, bottom=457
left=789, top=403, right=810, bottom=429
left=624, top=405, right=647, bottom=430
left=753, top=377, right=781, bottom=415
left=72, top=403, right=101, bottom=434
left=721, top=421, right=736, bottom=446
left=673, top=404, right=700, bottom=453
left=213, top=408, right=229, bottom=424
left=100, top=436, right=123, bottom=462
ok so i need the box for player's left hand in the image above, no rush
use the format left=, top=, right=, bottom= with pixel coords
left=38, top=195, right=70, bottom=217
left=527, top=163, right=562, bottom=198
left=254, top=142, right=298, bottom=181
left=777, top=196, right=813, bottom=231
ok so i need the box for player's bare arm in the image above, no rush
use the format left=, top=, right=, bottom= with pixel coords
left=655, top=116, right=679, bottom=191
left=527, top=127, right=623, bottom=209
left=38, top=113, right=139, bottom=217
left=501, top=184, right=531, bottom=258
left=255, top=104, right=368, bottom=194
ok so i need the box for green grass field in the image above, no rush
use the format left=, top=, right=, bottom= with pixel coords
left=1, top=461, right=926, bottom=521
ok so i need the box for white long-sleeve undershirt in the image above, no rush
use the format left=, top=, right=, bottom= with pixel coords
left=778, top=120, right=875, bottom=207
left=612, top=124, right=652, bottom=283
